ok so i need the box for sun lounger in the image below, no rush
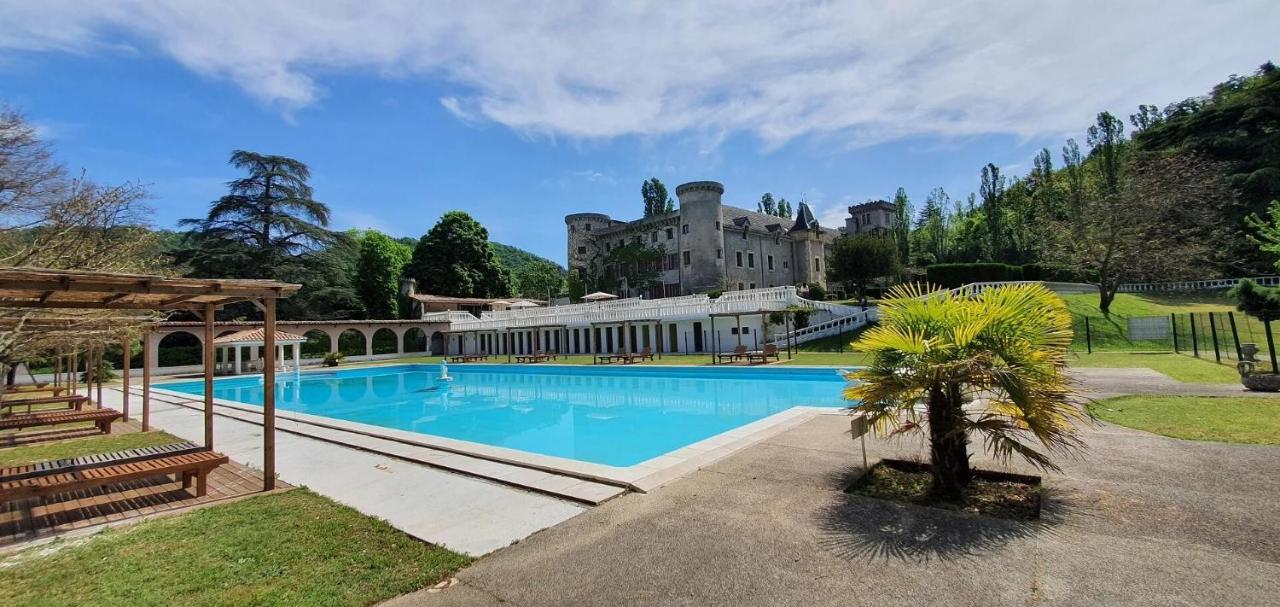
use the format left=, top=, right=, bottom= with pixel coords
left=1, top=394, right=89, bottom=414
left=0, top=450, right=230, bottom=502
left=0, top=441, right=202, bottom=482
left=745, top=344, right=781, bottom=364
left=717, top=345, right=748, bottom=362
left=0, top=408, right=121, bottom=435
left=596, top=350, right=626, bottom=364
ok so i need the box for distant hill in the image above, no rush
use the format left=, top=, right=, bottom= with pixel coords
left=490, top=242, right=565, bottom=275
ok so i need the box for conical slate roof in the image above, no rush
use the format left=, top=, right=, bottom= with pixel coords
left=789, top=202, right=820, bottom=232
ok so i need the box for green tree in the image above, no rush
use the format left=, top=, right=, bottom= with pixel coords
left=848, top=283, right=1084, bottom=500
left=1087, top=111, right=1127, bottom=197
left=513, top=260, right=566, bottom=299
left=1061, top=138, right=1088, bottom=240
left=174, top=150, right=357, bottom=319
left=406, top=211, right=513, bottom=298
left=891, top=187, right=912, bottom=264
left=757, top=192, right=777, bottom=215
left=776, top=198, right=792, bottom=218
left=979, top=163, right=1005, bottom=259
left=598, top=242, right=663, bottom=296
left=642, top=178, right=674, bottom=217
left=354, top=230, right=412, bottom=319
left=913, top=187, right=948, bottom=264
left=827, top=234, right=900, bottom=297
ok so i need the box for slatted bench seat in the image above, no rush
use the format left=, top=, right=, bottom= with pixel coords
left=0, top=441, right=202, bottom=482
left=0, top=408, right=121, bottom=434
left=1, top=394, right=89, bottom=413
left=0, top=450, right=230, bottom=502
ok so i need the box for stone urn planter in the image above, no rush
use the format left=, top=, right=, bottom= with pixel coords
left=1236, top=343, right=1280, bottom=391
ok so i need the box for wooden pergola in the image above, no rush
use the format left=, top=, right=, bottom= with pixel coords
left=0, top=267, right=300, bottom=491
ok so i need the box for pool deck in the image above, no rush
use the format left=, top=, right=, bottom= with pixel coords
left=96, top=387, right=586, bottom=556
left=388, top=407, right=1280, bottom=607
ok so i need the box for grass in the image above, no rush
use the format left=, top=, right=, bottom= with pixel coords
left=1068, top=352, right=1243, bottom=384
left=0, top=431, right=185, bottom=467
left=0, top=489, right=470, bottom=607
left=1088, top=395, right=1280, bottom=445
left=1060, top=292, right=1261, bottom=352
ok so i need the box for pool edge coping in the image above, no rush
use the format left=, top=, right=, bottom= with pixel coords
left=148, top=376, right=853, bottom=493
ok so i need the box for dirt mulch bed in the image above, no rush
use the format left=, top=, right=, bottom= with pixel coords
left=847, top=459, right=1042, bottom=521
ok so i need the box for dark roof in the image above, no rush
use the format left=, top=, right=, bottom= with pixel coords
left=789, top=202, right=821, bottom=233
left=722, top=206, right=786, bottom=234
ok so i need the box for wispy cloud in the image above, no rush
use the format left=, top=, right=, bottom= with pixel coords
left=2, top=1, right=1274, bottom=148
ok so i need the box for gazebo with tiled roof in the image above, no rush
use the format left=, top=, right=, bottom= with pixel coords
left=213, top=328, right=306, bottom=375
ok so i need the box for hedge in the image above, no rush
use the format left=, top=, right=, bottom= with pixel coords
left=924, top=263, right=1024, bottom=288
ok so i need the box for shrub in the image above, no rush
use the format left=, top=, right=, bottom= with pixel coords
left=807, top=283, right=827, bottom=301
left=924, top=263, right=1024, bottom=288
left=323, top=352, right=345, bottom=367
left=81, top=360, right=117, bottom=383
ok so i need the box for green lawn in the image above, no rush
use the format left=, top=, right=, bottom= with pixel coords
left=1068, top=352, right=1243, bottom=384
left=1088, top=395, right=1280, bottom=445
left=1060, top=292, right=1260, bottom=352
left=0, top=489, right=470, bottom=607
left=0, top=431, right=184, bottom=467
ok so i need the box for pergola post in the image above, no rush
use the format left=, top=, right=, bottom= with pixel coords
left=203, top=303, right=215, bottom=449
left=709, top=315, right=716, bottom=364
left=142, top=329, right=152, bottom=431
left=95, top=341, right=104, bottom=409
left=121, top=334, right=131, bottom=420
left=263, top=297, right=277, bottom=492
left=735, top=314, right=743, bottom=347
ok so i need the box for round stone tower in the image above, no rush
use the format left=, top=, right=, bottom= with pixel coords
left=565, top=212, right=611, bottom=280
left=675, top=181, right=727, bottom=293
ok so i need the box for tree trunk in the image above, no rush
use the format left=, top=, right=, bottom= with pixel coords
left=927, top=382, right=972, bottom=501
left=1099, top=286, right=1116, bottom=316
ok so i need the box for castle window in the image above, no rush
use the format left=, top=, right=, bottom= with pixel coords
left=783, top=260, right=789, bottom=269
left=683, top=251, right=691, bottom=266
left=605, top=242, right=611, bottom=252
left=577, top=246, right=586, bottom=255
left=666, top=228, right=674, bottom=239
left=749, top=283, right=756, bottom=290
left=716, top=248, right=722, bottom=259
left=747, top=253, right=755, bottom=268
left=738, top=282, right=745, bottom=290
left=767, top=255, right=774, bottom=270
left=667, top=253, right=678, bottom=270
left=585, top=223, right=592, bottom=231
left=715, top=221, right=720, bottom=230
left=682, top=224, right=689, bottom=235
left=651, top=231, right=658, bottom=242
left=742, top=229, right=748, bottom=239
left=814, top=257, right=821, bottom=271
left=735, top=251, right=743, bottom=267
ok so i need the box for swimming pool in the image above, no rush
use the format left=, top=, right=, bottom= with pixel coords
left=159, top=364, right=850, bottom=467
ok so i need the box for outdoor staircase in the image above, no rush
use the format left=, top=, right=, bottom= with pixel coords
left=772, top=308, right=878, bottom=346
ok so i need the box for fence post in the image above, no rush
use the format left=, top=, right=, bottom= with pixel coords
left=1171, top=313, right=1179, bottom=353
left=1267, top=319, right=1278, bottom=374
left=1085, top=317, right=1092, bottom=354
left=1208, top=312, right=1221, bottom=363
left=1228, top=312, right=1243, bottom=360
left=1182, top=315, right=1192, bottom=358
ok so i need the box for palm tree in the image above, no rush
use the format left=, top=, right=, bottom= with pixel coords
left=846, top=282, right=1085, bottom=501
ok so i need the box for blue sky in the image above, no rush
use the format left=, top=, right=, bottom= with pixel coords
left=2, top=1, right=1276, bottom=263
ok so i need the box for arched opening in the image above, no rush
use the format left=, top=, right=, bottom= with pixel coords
left=157, top=331, right=202, bottom=368
left=301, top=330, right=331, bottom=359
left=371, top=328, right=398, bottom=355
left=429, top=332, right=445, bottom=355
left=338, top=329, right=367, bottom=357
left=403, top=327, right=427, bottom=353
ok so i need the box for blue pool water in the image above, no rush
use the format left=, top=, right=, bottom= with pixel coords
left=159, top=364, right=850, bottom=467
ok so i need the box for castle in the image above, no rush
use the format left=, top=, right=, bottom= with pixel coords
left=566, top=181, right=839, bottom=298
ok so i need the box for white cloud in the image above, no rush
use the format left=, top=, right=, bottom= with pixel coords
left=2, top=1, right=1275, bottom=147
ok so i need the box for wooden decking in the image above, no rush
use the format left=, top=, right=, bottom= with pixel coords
left=0, top=458, right=280, bottom=545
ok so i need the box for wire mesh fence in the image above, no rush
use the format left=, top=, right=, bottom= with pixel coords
left=1073, top=310, right=1277, bottom=373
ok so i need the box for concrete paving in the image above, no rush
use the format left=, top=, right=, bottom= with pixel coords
left=387, top=408, right=1280, bottom=606
left=99, top=388, right=585, bottom=556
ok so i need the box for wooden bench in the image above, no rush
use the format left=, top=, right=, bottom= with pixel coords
left=0, top=450, right=230, bottom=502
left=717, top=345, right=749, bottom=363
left=745, top=345, right=781, bottom=364
left=0, top=408, right=121, bottom=435
left=0, top=441, right=202, bottom=482
left=1, top=394, right=89, bottom=414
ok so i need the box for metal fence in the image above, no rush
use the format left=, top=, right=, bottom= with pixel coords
left=1075, top=311, right=1277, bottom=372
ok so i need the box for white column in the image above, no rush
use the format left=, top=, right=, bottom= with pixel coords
left=234, top=345, right=242, bottom=374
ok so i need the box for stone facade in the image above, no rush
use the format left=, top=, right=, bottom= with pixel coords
left=566, top=181, right=837, bottom=297
left=845, top=199, right=896, bottom=235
